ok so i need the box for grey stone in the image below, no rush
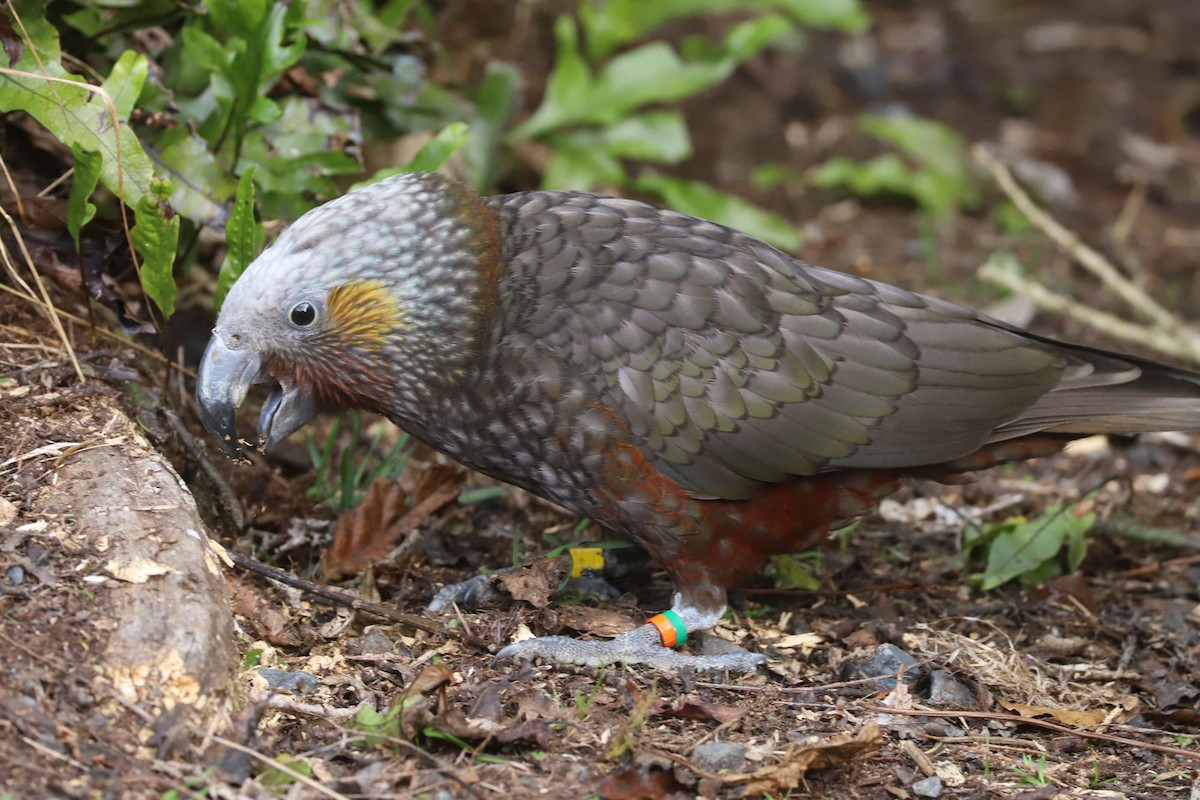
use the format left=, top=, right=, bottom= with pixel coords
left=691, top=742, right=747, bottom=774
left=858, top=643, right=920, bottom=688
left=257, top=668, right=319, bottom=694
left=912, top=776, right=943, bottom=798
left=927, top=669, right=976, bottom=708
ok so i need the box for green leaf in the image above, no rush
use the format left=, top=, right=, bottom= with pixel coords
left=101, top=50, right=149, bottom=119
left=599, top=110, right=692, bottom=163
left=589, top=40, right=739, bottom=122
left=719, top=14, right=796, bottom=61
left=463, top=62, right=520, bottom=190
left=980, top=507, right=1095, bottom=591
left=153, top=127, right=238, bottom=225
left=131, top=183, right=181, bottom=318
left=241, top=97, right=359, bottom=218
left=353, top=122, right=470, bottom=189
left=542, top=134, right=626, bottom=191
left=0, top=11, right=156, bottom=205
left=404, top=120, right=470, bottom=172
left=215, top=167, right=260, bottom=311
left=769, top=553, right=821, bottom=590
left=256, top=755, right=313, bottom=787
left=514, top=14, right=791, bottom=142
left=636, top=173, right=803, bottom=252
left=811, top=114, right=978, bottom=218
left=509, top=16, right=591, bottom=141
left=179, top=26, right=230, bottom=77
left=581, top=0, right=867, bottom=59
left=206, top=0, right=269, bottom=39
left=67, top=144, right=101, bottom=250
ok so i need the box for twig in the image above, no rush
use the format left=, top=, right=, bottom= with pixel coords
left=208, top=735, right=350, bottom=800
left=0, top=203, right=84, bottom=381
left=978, top=257, right=1200, bottom=365
left=0, top=282, right=189, bottom=374
left=973, top=144, right=1185, bottom=334
left=1110, top=552, right=1200, bottom=579
left=227, top=549, right=448, bottom=636
left=861, top=704, right=1200, bottom=762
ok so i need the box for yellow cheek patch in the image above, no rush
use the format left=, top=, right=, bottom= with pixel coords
left=326, top=280, right=406, bottom=350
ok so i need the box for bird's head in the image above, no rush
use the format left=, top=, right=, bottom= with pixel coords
left=196, top=172, right=501, bottom=460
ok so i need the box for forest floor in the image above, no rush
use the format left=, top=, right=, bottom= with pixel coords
left=2, top=1, right=1199, bottom=798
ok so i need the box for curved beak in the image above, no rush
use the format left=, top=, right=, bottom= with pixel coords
left=196, top=336, right=320, bottom=461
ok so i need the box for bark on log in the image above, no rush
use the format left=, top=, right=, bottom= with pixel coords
left=34, top=407, right=235, bottom=711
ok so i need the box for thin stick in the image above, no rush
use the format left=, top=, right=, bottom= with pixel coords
left=977, top=257, right=1200, bottom=364
left=861, top=704, right=1200, bottom=761
left=0, top=205, right=84, bottom=381
left=227, top=549, right=448, bottom=636
left=0, top=282, right=189, bottom=375
left=208, top=735, right=350, bottom=800
left=974, top=144, right=1184, bottom=334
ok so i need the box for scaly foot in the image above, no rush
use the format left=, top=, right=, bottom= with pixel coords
left=495, top=596, right=766, bottom=672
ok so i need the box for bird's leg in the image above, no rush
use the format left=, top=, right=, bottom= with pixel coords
left=426, top=566, right=515, bottom=613
left=428, top=546, right=646, bottom=614
left=493, top=582, right=766, bottom=672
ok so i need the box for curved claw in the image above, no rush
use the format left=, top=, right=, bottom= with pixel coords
left=495, top=624, right=767, bottom=672
left=427, top=570, right=511, bottom=613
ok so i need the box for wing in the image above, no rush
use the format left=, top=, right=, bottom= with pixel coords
left=493, top=191, right=1088, bottom=500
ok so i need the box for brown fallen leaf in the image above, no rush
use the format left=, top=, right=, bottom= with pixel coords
left=229, top=579, right=304, bottom=647
left=1031, top=570, right=1094, bottom=608
left=739, top=723, right=883, bottom=795
left=649, top=696, right=747, bottom=724
left=323, top=466, right=462, bottom=579
left=597, top=765, right=687, bottom=800
left=495, top=557, right=567, bottom=609
left=407, top=663, right=455, bottom=697
left=555, top=605, right=642, bottom=638
left=998, top=700, right=1134, bottom=728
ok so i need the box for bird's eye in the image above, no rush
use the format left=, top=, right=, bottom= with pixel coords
left=289, top=302, right=318, bottom=328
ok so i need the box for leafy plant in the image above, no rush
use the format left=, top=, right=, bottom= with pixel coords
left=306, top=411, right=415, bottom=512
left=964, top=504, right=1095, bottom=590
left=254, top=755, right=314, bottom=788
left=503, top=0, right=867, bottom=250
left=1012, top=753, right=1051, bottom=787
left=768, top=552, right=822, bottom=590
left=3, top=0, right=869, bottom=328
left=1, top=0, right=464, bottom=321
left=810, top=113, right=980, bottom=219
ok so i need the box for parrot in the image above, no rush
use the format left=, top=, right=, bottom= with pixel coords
left=197, top=171, right=1200, bottom=671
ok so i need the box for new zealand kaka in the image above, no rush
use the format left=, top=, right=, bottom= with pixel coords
left=197, top=172, right=1200, bottom=670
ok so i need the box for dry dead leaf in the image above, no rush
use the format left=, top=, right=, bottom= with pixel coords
left=597, top=765, right=687, bottom=800
left=435, top=706, right=553, bottom=747
left=999, top=700, right=1128, bottom=727
left=407, top=663, right=455, bottom=696
left=649, top=697, right=747, bottom=724
left=323, top=466, right=462, bottom=579
left=555, top=605, right=641, bottom=637
left=230, top=580, right=304, bottom=647
left=739, top=723, right=883, bottom=795
left=495, top=557, right=566, bottom=608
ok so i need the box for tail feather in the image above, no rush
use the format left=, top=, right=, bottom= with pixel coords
left=990, top=334, right=1200, bottom=441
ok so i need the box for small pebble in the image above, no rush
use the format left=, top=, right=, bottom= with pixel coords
left=912, top=775, right=943, bottom=798
left=257, top=668, right=319, bottom=694
left=692, top=742, right=747, bottom=774
left=858, top=643, right=920, bottom=688
left=927, top=670, right=975, bottom=708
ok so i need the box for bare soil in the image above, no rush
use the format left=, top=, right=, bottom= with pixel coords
left=2, top=1, right=1199, bottom=798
